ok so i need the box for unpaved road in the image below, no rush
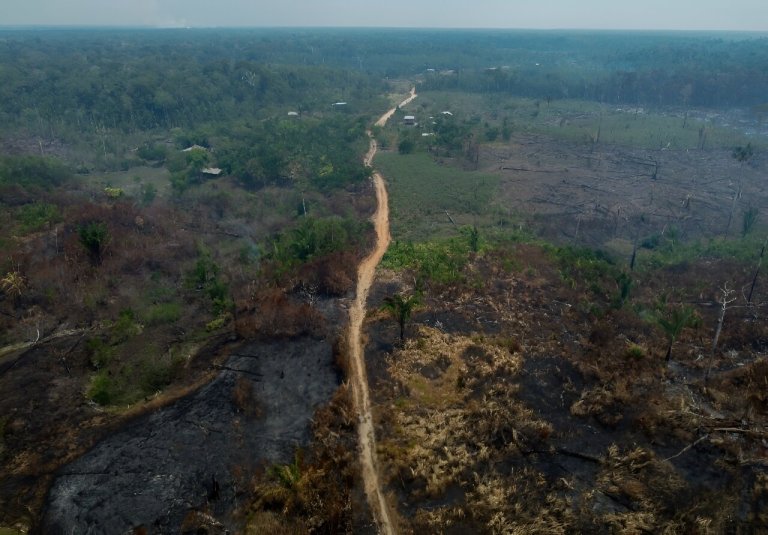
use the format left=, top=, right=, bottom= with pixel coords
left=349, top=88, right=417, bottom=535
left=374, top=87, right=417, bottom=129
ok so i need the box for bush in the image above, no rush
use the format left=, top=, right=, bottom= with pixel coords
left=140, top=182, right=157, bottom=206
left=17, top=202, right=61, bottom=233
left=87, top=373, right=114, bottom=405
left=86, top=337, right=114, bottom=369
left=137, top=143, right=167, bottom=162
left=78, top=221, right=109, bottom=265
left=625, top=344, right=646, bottom=359
left=398, top=138, right=415, bottom=154
left=0, top=155, right=71, bottom=189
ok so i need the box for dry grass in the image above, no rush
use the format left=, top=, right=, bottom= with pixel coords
left=375, top=326, right=565, bottom=531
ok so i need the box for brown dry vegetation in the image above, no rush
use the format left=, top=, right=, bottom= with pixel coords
left=0, top=165, right=376, bottom=529
left=362, top=238, right=768, bottom=533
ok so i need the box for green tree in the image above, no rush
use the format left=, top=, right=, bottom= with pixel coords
left=382, top=292, right=420, bottom=343
left=657, top=304, right=700, bottom=362
left=78, top=221, right=109, bottom=265
left=398, top=138, right=415, bottom=155
left=140, top=183, right=157, bottom=206
left=463, top=225, right=480, bottom=252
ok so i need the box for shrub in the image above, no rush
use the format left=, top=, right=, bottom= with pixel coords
left=17, top=202, right=60, bottom=233
left=398, top=138, right=415, bottom=154
left=625, top=344, right=646, bottom=360
left=140, top=183, right=157, bottom=206
left=87, top=372, right=114, bottom=405
left=78, top=221, right=109, bottom=265
left=86, top=337, right=114, bottom=369
left=111, top=308, right=142, bottom=343
left=137, top=143, right=167, bottom=162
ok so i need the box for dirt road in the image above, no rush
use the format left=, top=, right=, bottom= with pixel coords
left=349, top=88, right=416, bottom=535
left=374, top=87, right=417, bottom=128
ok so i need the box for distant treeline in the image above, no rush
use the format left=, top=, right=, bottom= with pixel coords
left=0, top=29, right=386, bottom=135
left=0, top=28, right=766, bottom=140
left=419, top=35, right=768, bottom=109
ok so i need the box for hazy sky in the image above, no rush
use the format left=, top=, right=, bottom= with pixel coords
left=2, top=0, right=767, bottom=31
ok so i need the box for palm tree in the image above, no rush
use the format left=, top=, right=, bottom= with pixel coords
left=657, top=304, right=700, bottom=362
left=1, top=270, right=25, bottom=308
left=382, top=292, right=420, bottom=343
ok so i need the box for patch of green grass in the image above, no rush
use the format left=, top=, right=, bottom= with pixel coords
left=143, top=302, right=182, bottom=326
left=87, top=351, right=183, bottom=406
left=375, top=152, right=501, bottom=242
left=548, top=244, right=619, bottom=288
left=382, top=236, right=474, bottom=284
left=637, top=234, right=767, bottom=271
left=87, top=165, right=170, bottom=199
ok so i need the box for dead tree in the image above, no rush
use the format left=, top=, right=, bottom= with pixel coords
left=707, top=283, right=737, bottom=380
left=725, top=144, right=755, bottom=237
left=747, top=237, right=768, bottom=304
left=723, top=183, right=742, bottom=238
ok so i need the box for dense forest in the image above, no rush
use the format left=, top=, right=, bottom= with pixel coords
left=0, top=27, right=767, bottom=534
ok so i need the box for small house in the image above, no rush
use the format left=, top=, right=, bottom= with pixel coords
left=201, top=167, right=222, bottom=177
left=403, top=115, right=416, bottom=126
left=182, top=144, right=208, bottom=152
left=287, top=111, right=299, bottom=117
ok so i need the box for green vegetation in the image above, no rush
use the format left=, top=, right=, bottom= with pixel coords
left=381, top=292, right=421, bottom=343
left=187, top=249, right=232, bottom=316
left=87, top=352, right=182, bottom=406
left=655, top=304, right=701, bottom=361
left=143, top=302, right=182, bottom=326
left=743, top=207, right=759, bottom=237
left=637, top=234, right=768, bottom=271
left=2, top=26, right=768, bottom=533
left=549, top=245, right=618, bottom=291
left=382, top=238, right=474, bottom=285
left=16, top=202, right=61, bottom=233
left=267, top=216, right=370, bottom=268
left=216, top=116, right=371, bottom=192
left=375, top=152, right=500, bottom=241
left=0, top=155, right=71, bottom=190
left=77, top=221, right=109, bottom=265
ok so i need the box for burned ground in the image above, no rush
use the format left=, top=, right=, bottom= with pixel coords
left=364, top=238, right=768, bottom=533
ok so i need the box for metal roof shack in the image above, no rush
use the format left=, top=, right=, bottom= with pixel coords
left=403, top=115, right=416, bottom=126
left=181, top=144, right=208, bottom=152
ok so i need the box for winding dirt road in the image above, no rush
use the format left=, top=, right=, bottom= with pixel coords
left=349, top=87, right=416, bottom=535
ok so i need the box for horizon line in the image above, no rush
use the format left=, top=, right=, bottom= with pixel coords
left=0, top=24, right=767, bottom=34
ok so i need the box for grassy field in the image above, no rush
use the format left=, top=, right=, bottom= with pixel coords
left=374, top=151, right=503, bottom=242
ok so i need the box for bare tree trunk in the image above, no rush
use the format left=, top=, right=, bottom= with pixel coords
left=707, top=283, right=736, bottom=381
left=629, top=233, right=639, bottom=271
left=724, top=183, right=742, bottom=238
left=747, top=238, right=767, bottom=304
